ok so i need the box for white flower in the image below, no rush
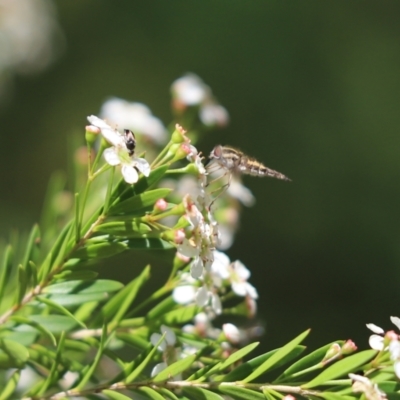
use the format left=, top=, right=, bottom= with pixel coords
left=229, top=260, right=258, bottom=299
left=199, top=102, right=229, bottom=127
left=227, top=178, right=255, bottom=207
left=150, top=325, right=176, bottom=352
left=100, top=98, right=167, bottom=144
left=349, top=374, right=386, bottom=400
left=87, top=115, right=150, bottom=184
left=171, top=73, right=209, bottom=106
left=223, top=323, right=241, bottom=344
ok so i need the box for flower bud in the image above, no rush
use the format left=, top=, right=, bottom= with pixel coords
left=85, top=124, right=100, bottom=147
left=323, top=343, right=341, bottom=361
left=171, top=124, right=189, bottom=144
left=154, top=198, right=168, bottom=213
left=341, top=339, right=357, bottom=355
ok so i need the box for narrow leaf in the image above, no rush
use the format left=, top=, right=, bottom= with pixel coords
left=16, top=265, right=27, bottom=304
left=73, top=241, right=128, bottom=259
left=44, top=279, right=123, bottom=295
left=0, top=245, right=13, bottom=304
left=0, top=338, right=29, bottom=369
left=242, top=329, right=310, bottom=383
left=75, top=193, right=80, bottom=242
left=36, top=296, right=86, bottom=328
left=125, top=333, right=166, bottom=383
left=153, top=354, right=197, bottom=382
left=94, top=220, right=152, bottom=236
left=183, top=387, right=224, bottom=400
left=138, top=387, right=166, bottom=400
left=53, top=269, right=98, bottom=281
left=276, top=341, right=344, bottom=382
left=126, top=238, right=174, bottom=250
left=76, top=324, right=108, bottom=389
left=220, top=345, right=305, bottom=382
left=0, top=369, right=20, bottom=400
left=109, top=188, right=172, bottom=215
left=22, top=224, right=40, bottom=270
left=303, top=349, right=377, bottom=388
left=218, top=386, right=265, bottom=399
left=28, top=315, right=77, bottom=333
left=319, top=393, right=356, bottom=400
left=10, top=315, right=57, bottom=346
left=160, top=304, right=200, bottom=325
left=102, top=266, right=150, bottom=324
left=103, top=390, right=132, bottom=400
left=44, top=292, right=109, bottom=307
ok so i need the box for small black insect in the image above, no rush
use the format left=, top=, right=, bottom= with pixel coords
left=124, top=129, right=136, bottom=156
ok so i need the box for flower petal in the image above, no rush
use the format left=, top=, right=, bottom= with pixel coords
left=103, top=147, right=121, bottom=166
left=134, top=158, right=151, bottom=177
left=366, top=323, right=385, bottom=335
left=161, top=325, right=176, bottom=346
left=195, top=286, right=209, bottom=307
left=369, top=334, right=384, bottom=351
left=172, top=285, right=196, bottom=304
left=121, top=164, right=139, bottom=184
left=190, top=257, right=203, bottom=279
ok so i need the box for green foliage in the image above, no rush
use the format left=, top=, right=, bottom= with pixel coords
left=0, top=78, right=396, bottom=400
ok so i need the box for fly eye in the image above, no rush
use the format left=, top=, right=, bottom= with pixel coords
left=212, top=145, right=222, bottom=159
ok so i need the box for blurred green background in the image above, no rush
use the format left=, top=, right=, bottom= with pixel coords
left=1, top=0, right=399, bottom=351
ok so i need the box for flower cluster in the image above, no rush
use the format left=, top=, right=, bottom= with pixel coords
left=87, top=115, right=150, bottom=184
left=367, top=316, right=400, bottom=378
left=171, top=73, right=229, bottom=128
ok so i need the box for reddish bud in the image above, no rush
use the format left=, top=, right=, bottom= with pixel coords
left=341, top=339, right=357, bottom=355
left=155, top=198, right=168, bottom=212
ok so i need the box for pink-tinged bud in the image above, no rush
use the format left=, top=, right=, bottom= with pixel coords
left=282, top=395, right=296, bottom=400
left=341, top=339, right=357, bottom=355
left=223, top=323, right=241, bottom=344
left=245, top=295, right=257, bottom=318
left=176, top=251, right=190, bottom=263
left=155, top=198, right=168, bottom=212
left=386, top=330, right=398, bottom=341
left=174, top=229, right=185, bottom=244
left=323, top=343, right=341, bottom=361
left=85, top=125, right=101, bottom=146
left=171, top=124, right=189, bottom=144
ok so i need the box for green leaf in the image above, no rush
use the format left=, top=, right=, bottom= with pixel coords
left=28, top=315, right=77, bottom=333
left=76, top=324, right=108, bottom=389
left=147, top=297, right=176, bottom=320
left=10, top=315, right=57, bottom=346
left=126, top=238, right=174, bottom=250
left=94, top=220, right=152, bottom=237
left=72, top=241, right=128, bottom=259
left=242, top=329, right=310, bottom=383
left=117, top=331, right=148, bottom=350
left=0, top=338, right=29, bottom=369
left=318, top=393, right=356, bottom=400
left=22, top=224, right=40, bottom=270
left=103, top=390, right=132, bottom=400
left=44, top=292, right=110, bottom=307
left=138, top=387, right=166, bottom=400
left=102, top=266, right=150, bottom=326
left=153, top=354, right=197, bottom=382
left=36, top=296, right=86, bottom=328
left=160, top=304, right=200, bottom=325
left=200, top=342, right=260, bottom=382
left=221, top=345, right=305, bottom=382
left=218, top=386, right=265, bottom=399
left=16, top=265, right=27, bottom=304
left=53, top=269, right=98, bottom=281
left=43, top=279, right=123, bottom=295
left=132, top=165, right=170, bottom=195
left=37, top=331, right=66, bottom=395
left=109, top=188, right=172, bottom=215
left=182, top=387, right=224, bottom=400
left=157, top=388, right=180, bottom=400
left=302, top=349, right=377, bottom=388
left=276, top=341, right=344, bottom=382
left=0, top=245, right=13, bottom=305
left=125, top=333, right=166, bottom=383
left=0, top=369, right=20, bottom=400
